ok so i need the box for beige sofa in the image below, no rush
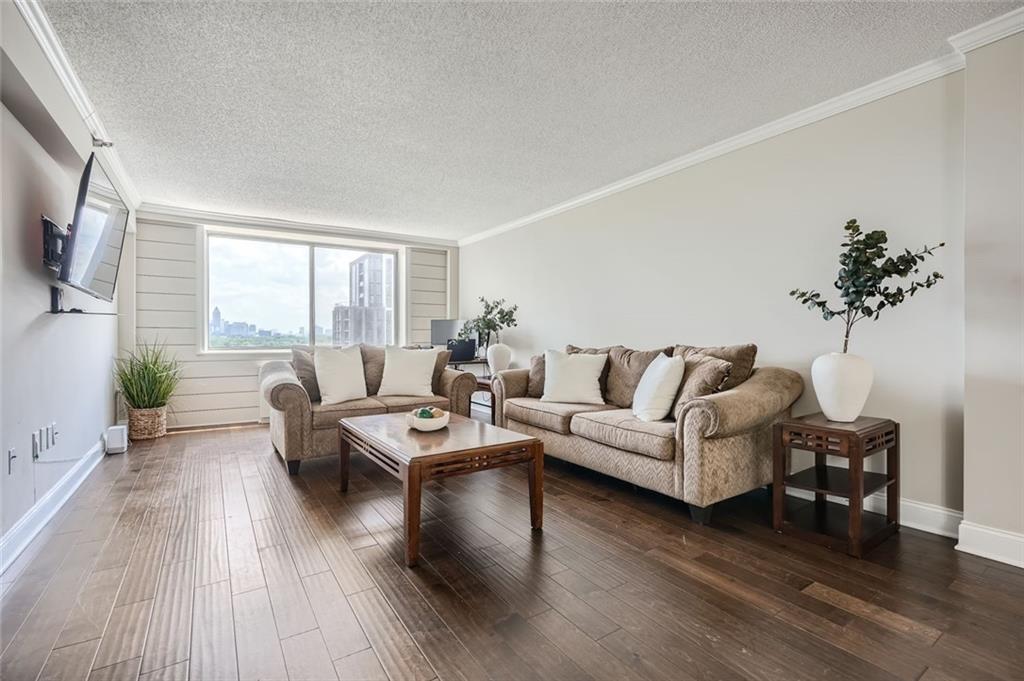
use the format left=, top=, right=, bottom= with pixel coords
left=492, top=346, right=803, bottom=523
left=259, top=345, right=477, bottom=474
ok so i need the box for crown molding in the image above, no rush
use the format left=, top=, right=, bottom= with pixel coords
left=457, top=50, right=965, bottom=247
left=136, top=202, right=459, bottom=249
left=949, top=6, right=1024, bottom=54
left=13, top=0, right=142, bottom=208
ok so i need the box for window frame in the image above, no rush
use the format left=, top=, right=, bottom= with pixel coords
left=197, top=225, right=402, bottom=355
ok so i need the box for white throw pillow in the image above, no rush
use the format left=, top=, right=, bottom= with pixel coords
left=632, top=353, right=686, bottom=421
left=314, top=345, right=368, bottom=405
left=378, top=346, right=440, bottom=397
left=541, top=349, right=607, bottom=405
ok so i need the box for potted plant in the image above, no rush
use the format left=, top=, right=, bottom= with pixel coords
left=114, top=342, right=181, bottom=440
left=790, top=219, right=943, bottom=422
left=459, top=297, right=519, bottom=372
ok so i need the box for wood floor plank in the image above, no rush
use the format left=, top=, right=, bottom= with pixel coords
left=258, top=543, right=318, bottom=639
left=333, top=648, right=388, bottom=681
left=92, top=598, right=154, bottom=670
left=301, top=571, right=369, bottom=661
left=140, top=559, right=195, bottom=674
left=221, top=460, right=265, bottom=594
left=195, top=519, right=230, bottom=587
left=530, top=608, right=647, bottom=681
left=139, top=660, right=189, bottom=681
left=89, top=656, right=143, bottom=681
left=55, top=564, right=127, bottom=649
left=190, top=580, right=237, bottom=681
left=232, top=587, right=288, bottom=681
left=348, top=587, right=436, bottom=681
left=803, top=581, right=944, bottom=645
left=38, top=638, right=101, bottom=681
left=281, top=629, right=339, bottom=681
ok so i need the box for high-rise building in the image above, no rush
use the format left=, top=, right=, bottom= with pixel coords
left=332, top=253, right=394, bottom=345
left=210, top=306, right=222, bottom=335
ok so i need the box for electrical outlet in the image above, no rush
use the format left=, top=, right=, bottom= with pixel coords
left=7, top=448, right=15, bottom=474
left=46, top=424, right=54, bottom=449
left=52, top=422, right=59, bottom=444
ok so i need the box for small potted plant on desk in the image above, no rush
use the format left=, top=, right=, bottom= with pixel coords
left=459, top=297, right=519, bottom=373
left=115, top=342, right=181, bottom=440
left=790, top=219, right=943, bottom=422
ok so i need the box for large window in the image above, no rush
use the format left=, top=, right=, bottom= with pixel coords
left=206, top=233, right=397, bottom=351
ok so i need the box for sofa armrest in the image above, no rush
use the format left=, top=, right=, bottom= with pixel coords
left=677, top=367, right=803, bottom=439
left=438, top=368, right=477, bottom=416
left=492, top=368, right=529, bottom=427
left=259, top=360, right=311, bottom=412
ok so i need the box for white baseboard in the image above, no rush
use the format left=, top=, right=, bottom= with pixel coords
left=956, top=521, right=1024, bottom=568
left=784, top=488, right=962, bottom=539
left=0, top=440, right=105, bottom=575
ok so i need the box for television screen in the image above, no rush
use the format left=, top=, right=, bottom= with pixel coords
left=431, top=319, right=465, bottom=346
left=59, top=153, right=129, bottom=301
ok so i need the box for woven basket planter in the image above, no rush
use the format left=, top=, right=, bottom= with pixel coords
left=128, top=406, right=167, bottom=440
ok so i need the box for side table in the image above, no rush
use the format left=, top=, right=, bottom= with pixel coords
left=772, top=413, right=900, bottom=558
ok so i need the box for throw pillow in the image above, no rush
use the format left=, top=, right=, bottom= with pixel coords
left=527, top=354, right=545, bottom=398
left=314, top=345, right=368, bottom=405
left=565, top=344, right=623, bottom=398
left=378, top=346, right=441, bottom=397
left=606, top=346, right=672, bottom=408
left=541, top=350, right=607, bottom=405
left=291, top=347, right=321, bottom=402
left=673, top=343, right=757, bottom=390
left=632, top=353, right=686, bottom=422
left=404, top=345, right=452, bottom=393
left=360, top=344, right=386, bottom=395
left=672, top=353, right=733, bottom=419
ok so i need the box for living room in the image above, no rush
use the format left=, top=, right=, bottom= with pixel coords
left=2, top=2, right=1022, bottom=680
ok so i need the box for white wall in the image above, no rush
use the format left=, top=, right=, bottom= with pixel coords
left=1, top=105, right=118, bottom=536
left=960, top=33, right=1024, bottom=565
left=461, top=73, right=966, bottom=513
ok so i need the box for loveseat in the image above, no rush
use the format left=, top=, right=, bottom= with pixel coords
left=492, top=344, right=803, bottom=523
left=259, top=344, right=477, bottom=474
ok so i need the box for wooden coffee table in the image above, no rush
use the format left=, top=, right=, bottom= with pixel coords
left=338, top=412, right=544, bottom=566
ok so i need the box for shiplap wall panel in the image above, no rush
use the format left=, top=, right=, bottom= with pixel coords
left=407, top=249, right=449, bottom=345
left=135, top=220, right=270, bottom=428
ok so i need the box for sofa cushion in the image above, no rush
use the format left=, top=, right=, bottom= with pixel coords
left=570, top=409, right=676, bottom=461
left=605, top=347, right=672, bottom=408
left=527, top=354, right=545, bottom=398
left=504, top=397, right=614, bottom=435
left=312, top=397, right=387, bottom=429
left=374, top=395, right=450, bottom=413
left=673, top=343, right=757, bottom=390
left=673, top=353, right=733, bottom=419
left=291, top=347, right=321, bottom=402
left=359, top=344, right=386, bottom=395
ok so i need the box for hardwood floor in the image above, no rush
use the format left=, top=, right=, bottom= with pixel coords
left=2, top=424, right=1022, bottom=681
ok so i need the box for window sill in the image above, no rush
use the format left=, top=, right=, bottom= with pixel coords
left=196, top=348, right=292, bottom=358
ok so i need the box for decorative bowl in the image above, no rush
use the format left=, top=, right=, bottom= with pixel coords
left=406, top=409, right=450, bottom=432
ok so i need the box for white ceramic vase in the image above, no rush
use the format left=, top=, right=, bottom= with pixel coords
left=811, top=352, right=873, bottom=422
left=486, top=343, right=512, bottom=374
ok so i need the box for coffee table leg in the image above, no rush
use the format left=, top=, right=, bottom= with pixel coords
left=339, top=428, right=350, bottom=493
left=528, top=442, right=544, bottom=530
left=404, top=464, right=422, bottom=567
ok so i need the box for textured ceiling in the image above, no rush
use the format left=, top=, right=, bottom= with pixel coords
left=42, top=1, right=1019, bottom=242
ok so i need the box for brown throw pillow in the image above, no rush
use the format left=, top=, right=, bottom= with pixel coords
left=431, top=349, right=452, bottom=394
left=566, top=344, right=623, bottom=399
left=605, top=347, right=671, bottom=408
left=359, top=344, right=386, bottom=395
left=527, top=354, right=545, bottom=398
left=672, top=353, right=733, bottom=419
left=291, top=347, right=321, bottom=402
left=673, top=343, right=756, bottom=390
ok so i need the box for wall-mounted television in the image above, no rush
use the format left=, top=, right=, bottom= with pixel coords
left=57, top=152, right=129, bottom=302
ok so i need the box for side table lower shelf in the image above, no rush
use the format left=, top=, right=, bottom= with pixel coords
left=782, top=500, right=897, bottom=556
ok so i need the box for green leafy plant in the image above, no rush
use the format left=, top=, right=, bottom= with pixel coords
left=790, top=219, right=944, bottom=353
left=114, top=342, right=181, bottom=409
left=459, top=297, right=519, bottom=349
